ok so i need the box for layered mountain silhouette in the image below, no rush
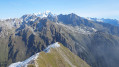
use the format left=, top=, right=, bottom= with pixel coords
left=0, top=12, right=119, bottom=67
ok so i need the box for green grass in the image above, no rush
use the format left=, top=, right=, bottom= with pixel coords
left=28, top=42, right=90, bottom=67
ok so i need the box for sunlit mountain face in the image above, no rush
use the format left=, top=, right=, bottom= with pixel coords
left=9, top=42, right=90, bottom=67
left=0, top=11, right=119, bottom=67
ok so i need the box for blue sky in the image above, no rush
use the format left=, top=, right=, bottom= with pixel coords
left=0, top=0, right=119, bottom=19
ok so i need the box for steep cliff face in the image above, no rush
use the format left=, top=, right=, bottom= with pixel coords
left=0, top=13, right=119, bottom=67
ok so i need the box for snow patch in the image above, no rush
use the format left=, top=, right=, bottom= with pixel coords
left=8, top=62, right=22, bottom=67
left=43, top=42, right=60, bottom=53
left=8, top=53, right=39, bottom=67
left=92, top=28, right=97, bottom=32
left=57, top=23, right=96, bottom=34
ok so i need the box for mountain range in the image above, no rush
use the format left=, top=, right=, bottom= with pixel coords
left=87, top=17, right=119, bottom=26
left=0, top=11, right=119, bottom=67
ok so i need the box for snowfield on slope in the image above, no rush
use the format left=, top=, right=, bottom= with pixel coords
left=8, top=53, right=39, bottom=67
left=43, top=42, right=60, bottom=53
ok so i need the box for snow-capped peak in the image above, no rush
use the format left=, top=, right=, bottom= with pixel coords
left=8, top=42, right=60, bottom=67
left=34, top=11, right=55, bottom=18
